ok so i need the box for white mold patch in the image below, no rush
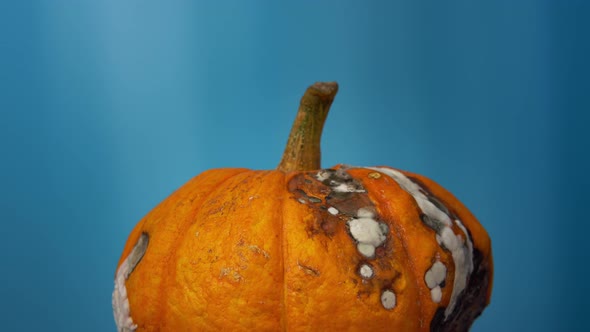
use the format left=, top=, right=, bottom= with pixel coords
left=113, top=233, right=149, bottom=332
left=357, top=208, right=374, bottom=218
left=315, top=168, right=366, bottom=194
left=425, top=260, right=447, bottom=303
left=431, top=286, right=443, bottom=303
left=438, top=227, right=461, bottom=251
left=333, top=182, right=366, bottom=193
left=368, top=167, right=474, bottom=319
left=327, top=206, right=339, bottom=215
left=357, top=243, right=376, bottom=258
left=347, top=209, right=388, bottom=258
left=425, top=261, right=447, bottom=289
left=381, top=289, right=397, bottom=310
left=316, top=169, right=331, bottom=182
left=359, top=264, right=374, bottom=279
left=454, top=219, right=474, bottom=274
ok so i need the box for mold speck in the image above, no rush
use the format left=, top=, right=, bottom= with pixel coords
left=327, top=207, right=339, bottom=215
left=381, top=289, right=396, bottom=310
left=359, top=264, right=374, bottom=279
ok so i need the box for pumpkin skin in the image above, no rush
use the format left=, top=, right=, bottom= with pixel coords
left=113, top=166, right=492, bottom=331
left=113, top=82, right=493, bottom=331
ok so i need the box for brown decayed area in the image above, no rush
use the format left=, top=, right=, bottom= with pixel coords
left=284, top=170, right=421, bottom=331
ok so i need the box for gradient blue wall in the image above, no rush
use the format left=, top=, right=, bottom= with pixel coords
left=1, top=1, right=588, bottom=331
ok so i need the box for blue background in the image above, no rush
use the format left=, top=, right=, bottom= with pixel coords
left=1, top=1, right=588, bottom=331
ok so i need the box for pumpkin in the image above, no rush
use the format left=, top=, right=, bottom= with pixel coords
left=113, top=82, right=493, bottom=332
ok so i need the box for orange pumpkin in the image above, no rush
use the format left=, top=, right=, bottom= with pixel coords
left=113, top=82, right=493, bottom=332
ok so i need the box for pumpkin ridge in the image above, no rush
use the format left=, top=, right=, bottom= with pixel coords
left=356, top=167, right=433, bottom=330
left=385, top=178, right=435, bottom=330
left=158, top=169, right=252, bottom=327
left=165, top=169, right=288, bottom=330
left=119, top=171, right=213, bottom=273
left=124, top=169, right=247, bottom=330
left=391, top=198, right=430, bottom=330
left=384, top=205, right=426, bottom=328
left=407, top=172, right=494, bottom=304
left=404, top=171, right=494, bottom=304
left=365, top=166, right=491, bottom=330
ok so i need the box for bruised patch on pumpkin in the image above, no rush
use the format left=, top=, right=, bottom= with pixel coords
left=347, top=208, right=389, bottom=259
left=288, top=174, right=344, bottom=239
left=113, top=232, right=149, bottom=332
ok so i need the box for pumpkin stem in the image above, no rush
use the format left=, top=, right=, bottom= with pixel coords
left=277, top=82, right=339, bottom=172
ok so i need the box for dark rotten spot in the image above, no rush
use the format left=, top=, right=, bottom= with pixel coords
left=320, top=219, right=338, bottom=236
left=308, top=196, right=322, bottom=203
left=288, top=168, right=398, bottom=291
left=427, top=196, right=451, bottom=217
left=421, top=214, right=445, bottom=233
left=318, top=168, right=364, bottom=200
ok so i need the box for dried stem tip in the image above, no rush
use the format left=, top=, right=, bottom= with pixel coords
left=277, top=82, right=339, bottom=172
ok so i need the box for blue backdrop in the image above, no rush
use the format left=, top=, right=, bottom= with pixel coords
left=1, top=1, right=588, bottom=331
